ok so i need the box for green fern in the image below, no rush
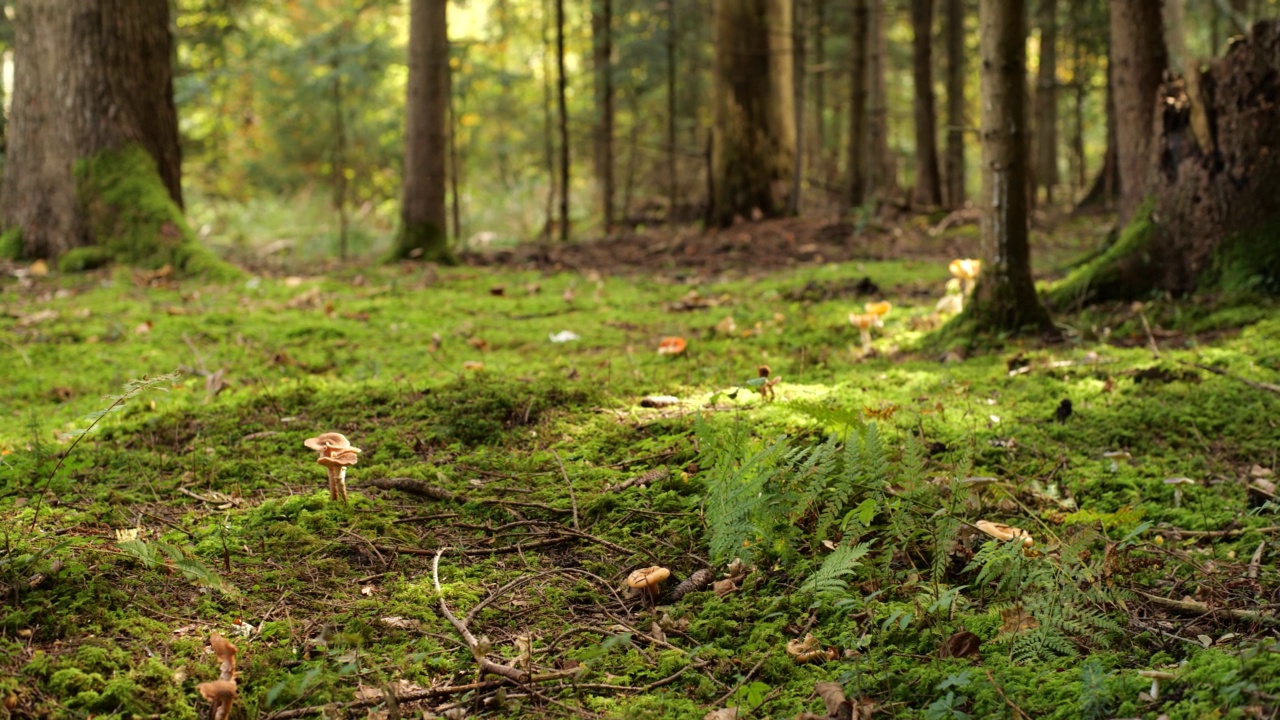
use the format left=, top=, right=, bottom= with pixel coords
left=118, top=538, right=226, bottom=590
left=801, top=541, right=872, bottom=603
left=786, top=399, right=865, bottom=438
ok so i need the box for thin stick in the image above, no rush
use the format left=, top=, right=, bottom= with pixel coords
left=432, top=548, right=528, bottom=682
left=1136, top=306, right=1161, bottom=360
left=1179, top=360, right=1280, bottom=396
left=552, top=450, right=580, bottom=531
left=985, top=670, right=1031, bottom=720
left=1248, top=541, right=1266, bottom=580
left=1159, top=525, right=1280, bottom=539
left=1136, top=590, right=1278, bottom=625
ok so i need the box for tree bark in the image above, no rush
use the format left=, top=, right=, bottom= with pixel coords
left=1075, top=65, right=1119, bottom=212
left=792, top=0, right=807, bottom=214
left=709, top=0, right=795, bottom=226
left=868, top=0, right=895, bottom=196
left=1051, top=19, right=1280, bottom=305
left=1109, top=0, right=1167, bottom=223
left=910, top=0, right=942, bottom=207
left=969, top=0, right=1052, bottom=332
left=592, top=0, right=615, bottom=232
left=942, top=0, right=965, bottom=209
left=1033, top=0, right=1058, bottom=203
left=846, top=0, right=870, bottom=209
left=0, top=0, right=225, bottom=274
left=666, top=0, right=678, bottom=226
left=395, top=0, right=452, bottom=263
left=812, top=0, right=826, bottom=175
left=556, top=0, right=570, bottom=241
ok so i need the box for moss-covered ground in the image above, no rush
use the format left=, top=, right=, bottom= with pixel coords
left=2, top=228, right=1280, bottom=718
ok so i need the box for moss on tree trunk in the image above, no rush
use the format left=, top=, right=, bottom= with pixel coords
left=392, top=220, right=456, bottom=265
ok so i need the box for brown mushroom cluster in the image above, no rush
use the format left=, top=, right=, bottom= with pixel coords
left=196, top=633, right=238, bottom=720
left=305, top=432, right=361, bottom=502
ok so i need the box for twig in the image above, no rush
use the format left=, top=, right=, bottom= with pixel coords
left=1248, top=541, right=1266, bottom=580
left=264, top=679, right=505, bottom=719
left=465, top=571, right=562, bottom=625
left=1179, top=361, right=1280, bottom=396
left=1136, top=590, right=1278, bottom=624
left=715, top=653, right=770, bottom=706
left=1136, top=306, right=1161, bottom=360
left=432, top=547, right=527, bottom=682
left=367, top=477, right=466, bottom=502
left=604, top=466, right=670, bottom=493
left=985, top=670, right=1031, bottom=720
left=553, top=450, right=580, bottom=532
left=1158, top=525, right=1280, bottom=539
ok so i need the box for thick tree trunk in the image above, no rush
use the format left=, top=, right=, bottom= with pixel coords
left=969, top=0, right=1052, bottom=332
left=1075, top=67, right=1119, bottom=212
left=910, top=0, right=942, bottom=207
left=395, top=0, right=453, bottom=263
left=1033, top=0, right=1058, bottom=203
left=942, top=0, right=965, bottom=209
left=709, top=0, right=795, bottom=226
left=556, top=0, right=570, bottom=241
left=1051, top=19, right=1280, bottom=305
left=1109, top=0, right=1167, bottom=223
left=846, top=0, right=870, bottom=209
left=868, top=0, right=895, bottom=196
left=0, top=0, right=222, bottom=273
left=592, top=0, right=615, bottom=232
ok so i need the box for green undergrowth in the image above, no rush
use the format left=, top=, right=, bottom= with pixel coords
left=2, top=253, right=1280, bottom=718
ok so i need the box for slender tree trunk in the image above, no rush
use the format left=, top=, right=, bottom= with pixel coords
left=868, top=0, right=894, bottom=195
left=1033, top=0, right=1058, bottom=203
left=942, top=0, right=965, bottom=209
left=448, top=66, right=462, bottom=243
left=667, top=0, right=678, bottom=226
left=970, top=0, right=1052, bottom=332
left=846, top=0, right=870, bottom=210
left=331, top=62, right=349, bottom=259
left=541, top=0, right=556, bottom=240
left=812, top=0, right=826, bottom=175
left=1109, top=0, right=1167, bottom=223
left=555, top=0, right=570, bottom=241
left=0, top=0, right=223, bottom=274
left=1075, top=66, right=1119, bottom=211
left=910, top=0, right=942, bottom=207
left=1069, top=0, right=1086, bottom=194
left=709, top=0, right=796, bottom=226
left=792, top=0, right=806, bottom=214
left=394, top=0, right=452, bottom=262
left=495, top=0, right=513, bottom=190
left=592, top=0, right=615, bottom=232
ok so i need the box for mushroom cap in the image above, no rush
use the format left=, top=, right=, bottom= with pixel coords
left=949, top=258, right=982, bottom=280
left=1137, top=670, right=1176, bottom=680
left=848, top=313, right=877, bottom=330
left=318, top=450, right=359, bottom=468
left=304, top=432, right=360, bottom=455
left=864, top=301, right=892, bottom=316
left=785, top=633, right=820, bottom=657
left=197, top=679, right=238, bottom=703
left=975, top=520, right=1034, bottom=547
left=1163, top=477, right=1196, bottom=485
left=626, top=566, right=671, bottom=590
left=657, top=336, right=687, bottom=356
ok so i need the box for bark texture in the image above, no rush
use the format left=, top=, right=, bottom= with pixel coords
left=868, top=0, right=895, bottom=195
left=910, top=0, right=943, bottom=207
left=592, top=0, right=615, bottom=231
left=942, top=0, right=965, bottom=209
left=1109, top=0, right=1167, bottom=223
left=846, top=0, right=870, bottom=209
left=709, top=0, right=795, bottom=226
left=0, top=0, right=195, bottom=267
left=395, top=0, right=454, bottom=263
left=1033, top=0, right=1058, bottom=202
left=1052, top=19, right=1280, bottom=304
left=970, top=0, right=1052, bottom=332
left=555, top=0, right=570, bottom=240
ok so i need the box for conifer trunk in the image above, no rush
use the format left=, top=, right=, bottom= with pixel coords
left=942, top=0, right=965, bottom=209
left=592, top=0, right=615, bottom=232
left=1109, top=0, right=1167, bottom=223
left=1033, top=0, right=1058, bottom=203
left=846, top=0, right=870, bottom=209
left=910, top=0, right=942, bottom=207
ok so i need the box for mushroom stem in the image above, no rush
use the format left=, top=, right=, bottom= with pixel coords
left=859, top=328, right=872, bottom=352
left=1173, top=488, right=1183, bottom=508
left=336, top=467, right=348, bottom=502
left=1149, top=677, right=1160, bottom=700
left=326, top=466, right=339, bottom=501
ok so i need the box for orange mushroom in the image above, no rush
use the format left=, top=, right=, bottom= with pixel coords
left=975, top=519, right=1034, bottom=547
left=948, top=258, right=982, bottom=296
left=657, top=336, right=687, bottom=356
left=304, top=432, right=361, bottom=502
left=848, top=313, right=877, bottom=352
left=863, top=301, right=892, bottom=324
left=627, top=566, right=672, bottom=599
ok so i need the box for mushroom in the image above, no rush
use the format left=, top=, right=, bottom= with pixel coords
left=304, top=433, right=361, bottom=502
left=1137, top=670, right=1175, bottom=700
left=848, top=313, right=877, bottom=352
left=657, top=336, right=687, bottom=356
left=626, top=566, right=671, bottom=600
left=975, top=519, right=1034, bottom=547
left=196, top=680, right=237, bottom=720
left=785, top=633, right=838, bottom=664
left=948, top=258, right=982, bottom=296
left=863, top=301, right=892, bottom=325
left=1164, top=477, right=1195, bottom=508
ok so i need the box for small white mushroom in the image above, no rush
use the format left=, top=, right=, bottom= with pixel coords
left=1138, top=670, right=1175, bottom=700
left=1164, top=477, right=1196, bottom=508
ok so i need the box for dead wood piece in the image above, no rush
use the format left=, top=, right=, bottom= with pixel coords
left=1136, top=590, right=1278, bottom=625
left=432, top=547, right=527, bottom=682
left=605, top=466, right=670, bottom=493
left=367, top=477, right=467, bottom=502
left=1179, top=361, right=1280, bottom=396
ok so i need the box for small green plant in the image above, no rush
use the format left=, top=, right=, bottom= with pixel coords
left=116, top=535, right=226, bottom=590
left=924, top=671, right=973, bottom=720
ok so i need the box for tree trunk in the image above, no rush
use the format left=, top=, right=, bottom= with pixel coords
left=846, top=0, right=870, bottom=209
left=969, top=0, right=1052, bottom=332
left=666, top=0, right=678, bottom=226
left=1033, top=0, right=1058, bottom=203
left=811, top=0, right=826, bottom=176
left=541, top=0, right=556, bottom=241
left=942, top=0, right=965, bottom=209
left=910, top=0, right=942, bottom=207
left=556, top=0, right=570, bottom=241
left=394, top=0, right=453, bottom=263
left=592, top=0, right=615, bottom=232
left=1074, top=66, right=1119, bottom=212
left=709, top=0, right=795, bottom=226
left=1109, top=0, right=1167, bottom=223
left=1051, top=19, right=1280, bottom=305
left=0, top=0, right=225, bottom=274
left=792, top=0, right=806, bottom=214
left=867, top=0, right=895, bottom=197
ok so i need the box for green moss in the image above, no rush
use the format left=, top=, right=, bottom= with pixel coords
left=0, top=226, right=21, bottom=260
left=72, top=145, right=241, bottom=279
left=1211, top=218, right=1280, bottom=295
left=1047, top=196, right=1157, bottom=309
left=389, top=219, right=457, bottom=265
left=56, top=246, right=113, bottom=272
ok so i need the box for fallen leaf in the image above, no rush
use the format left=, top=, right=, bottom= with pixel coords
left=704, top=709, right=738, bottom=720
left=712, top=579, right=738, bottom=597
left=1000, top=606, right=1039, bottom=634
left=380, top=617, right=421, bottom=630
left=1251, top=465, right=1275, bottom=479
left=462, top=361, right=485, bottom=371
left=640, top=395, right=681, bottom=408
left=29, top=259, right=49, bottom=276
left=360, top=585, right=377, bottom=596
left=938, top=630, right=981, bottom=659
left=815, top=681, right=849, bottom=716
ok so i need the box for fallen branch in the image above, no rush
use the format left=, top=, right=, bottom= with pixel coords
left=1158, top=525, right=1280, bottom=539
left=432, top=547, right=528, bottom=682
left=605, top=466, right=670, bottom=493
left=1136, top=590, right=1278, bottom=625
left=552, top=450, right=581, bottom=531
left=265, top=679, right=505, bottom=719
left=366, top=477, right=466, bottom=502
left=1179, top=361, right=1280, bottom=396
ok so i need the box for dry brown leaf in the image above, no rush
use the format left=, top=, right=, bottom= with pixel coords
left=1251, top=465, right=1275, bottom=479
left=650, top=622, right=667, bottom=644
left=704, top=709, right=738, bottom=720
left=712, top=578, right=739, bottom=597
left=999, top=606, right=1039, bottom=634
left=938, top=630, right=981, bottom=659
left=380, top=617, right=421, bottom=630
left=815, top=681, right=848, bottom=716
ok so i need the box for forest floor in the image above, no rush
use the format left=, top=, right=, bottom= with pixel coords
left=2, top=214, right=1280, bottom=719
